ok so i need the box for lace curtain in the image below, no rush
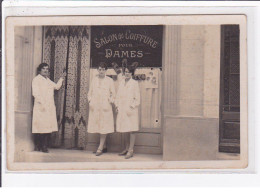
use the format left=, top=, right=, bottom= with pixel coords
left=42, top=26, right=91, bottom=149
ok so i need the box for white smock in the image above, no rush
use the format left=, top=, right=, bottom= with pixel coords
left=115, top=78, right=140, bottom=132
left=32, top=74, right=63, bottom=134
left=87, top=75, right=116, bottom=134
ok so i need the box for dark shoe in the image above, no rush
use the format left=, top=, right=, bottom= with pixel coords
left=38, top=134, right=44, bottom=152
left=93, top=148, right=107, bottom=154
left=125, top=150, right=134, bottom=159
left=41, top=134, right=49, bottom=153
left=34, top=145, right=41, bottom=151
left=118, top=150, right=128, bottom=156
left=34, top=134, right=41, bottom=151
left=95, top=149, right=103, bottom=156
left=42, top=147, right=49, bottom=153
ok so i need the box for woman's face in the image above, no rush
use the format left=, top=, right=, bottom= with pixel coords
left=40, top=66, right=49, bottom=77
left=124, top=68, right=132, bottom=79
left=97, top=67, right=107, bottom=77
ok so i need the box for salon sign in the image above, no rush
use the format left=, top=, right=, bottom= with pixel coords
left=91, top=25, right=163, bottom=68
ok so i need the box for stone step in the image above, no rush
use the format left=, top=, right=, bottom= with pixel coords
left=25, top=149, right=162, bottom=163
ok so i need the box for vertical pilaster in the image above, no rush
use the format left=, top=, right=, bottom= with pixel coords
left=163, top=25, right=181, bottom=116
left=14, top=26, right=43, bottom=161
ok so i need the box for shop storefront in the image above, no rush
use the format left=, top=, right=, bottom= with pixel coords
left=14, top=24, right=239, bottom=162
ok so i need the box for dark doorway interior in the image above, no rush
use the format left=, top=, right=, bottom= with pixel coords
left=219, top=25, right=240, bottom=153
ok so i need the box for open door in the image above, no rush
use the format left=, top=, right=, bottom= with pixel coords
left=219, top=25, right=240, bottom=153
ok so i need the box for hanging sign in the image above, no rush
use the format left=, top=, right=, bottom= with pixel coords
left=90, top=25, right=163, bottom=68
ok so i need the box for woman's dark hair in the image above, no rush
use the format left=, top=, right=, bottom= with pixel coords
left=124, top=66, right=136, bottom=76
left=124, top=61, right=138, bottom=76
left=37, top=63, right=49, bottom=74
left=98, top=62, right=108, bottom=70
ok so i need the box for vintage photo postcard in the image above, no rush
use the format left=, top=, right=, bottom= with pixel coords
left=4, top=15, right=248, bottom=171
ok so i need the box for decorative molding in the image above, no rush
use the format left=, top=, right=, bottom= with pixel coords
left=164, top=114, right=219, bottom=122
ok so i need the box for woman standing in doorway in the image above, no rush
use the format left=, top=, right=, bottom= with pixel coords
left=87, top=62, right=116, bottom=156
left=32, top=63, right=65, bottom=153
left=115, top=62, right=140, bottom=159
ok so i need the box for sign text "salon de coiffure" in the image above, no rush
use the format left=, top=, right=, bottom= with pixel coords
left=91, top=26, right=163, bottom=68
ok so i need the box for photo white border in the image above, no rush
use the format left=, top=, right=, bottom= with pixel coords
left=5, top=14, right=248, bottom=171
left=1, top=1, right=258, bottom=187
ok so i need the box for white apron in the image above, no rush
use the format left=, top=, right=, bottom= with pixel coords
left=32, top=74, right=63, bottom=134
left=115, top=78, right=140, bottom=132
left=87, top=75, right=115, bottom=134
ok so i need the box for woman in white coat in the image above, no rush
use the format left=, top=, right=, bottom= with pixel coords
left=87, top=62, right=116, bottom=156
left=115, top=64, right=140, bottom=159
left=32, top=63, right=65, bottom=153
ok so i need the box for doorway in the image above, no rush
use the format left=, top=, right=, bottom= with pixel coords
left=219, top=25, right=240, bottom=153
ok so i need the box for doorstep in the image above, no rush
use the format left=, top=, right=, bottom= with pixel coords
left=24, top=149, right=240, bottom=163
left=25, top=148, right=163, bottom=163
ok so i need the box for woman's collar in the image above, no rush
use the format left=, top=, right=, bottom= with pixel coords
left=38, top=74, right=48, bottom=80
left=124, top=77, right=133, bottom=84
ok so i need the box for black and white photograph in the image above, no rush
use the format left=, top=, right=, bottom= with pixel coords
left=5, top=15, right=247, bottom=170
